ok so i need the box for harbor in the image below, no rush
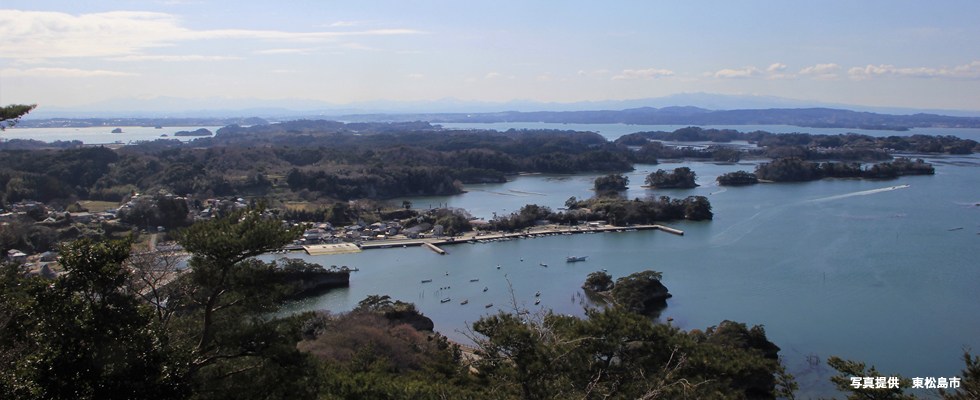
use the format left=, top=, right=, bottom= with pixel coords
left=306, top=223, right=684, bottom=256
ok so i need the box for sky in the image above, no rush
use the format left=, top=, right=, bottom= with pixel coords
left=2, top=0, right=980, bottom=111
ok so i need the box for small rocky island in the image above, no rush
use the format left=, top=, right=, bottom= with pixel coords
left=174, top=128, right=213, bottom=137
left=582, top=270, right=671, bottom=314
left=111, top=128, right=123, bottom=133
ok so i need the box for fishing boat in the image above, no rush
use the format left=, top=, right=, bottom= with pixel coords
left=539, top=263, right=548, bottom=267
left=535, top=291, right=540, bottom=297
left=421, top=279, right=433, bottom=283
left=349, top=267, right=360, bottom=272
left=535, top=299, right=540, bottom=305
left=485, top=303, right=493, bottom=308
left=566, top=256, right=588, bottom=262
left=441, top=297, right=451, bottom=303
left=470, top=278, right=480, bottom=282
left=483, top=287, right=489, bottom=292
left=460, top=299, right=468, bottom=305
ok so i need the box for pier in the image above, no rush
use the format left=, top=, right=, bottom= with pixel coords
left=423, top=242, right=448, bottom=255
left=303, top=224, right=683, bottom=256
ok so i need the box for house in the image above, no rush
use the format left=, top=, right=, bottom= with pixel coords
left=7, top=250, right=28, bottom=263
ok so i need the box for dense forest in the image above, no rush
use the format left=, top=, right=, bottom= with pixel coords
left=754, top=157, right=935, bottom=182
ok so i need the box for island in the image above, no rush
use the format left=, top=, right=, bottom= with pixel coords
left=717, top=170, right=760, bottom=186
left=582, top=270, right=672, bottom=314
left=593, top=173, right=629, bottom=192
left=173, top=128, right=213, bottom=137
left=645, top=167, right=698, bottom=188
left=111, top=128, right=123, bottom=133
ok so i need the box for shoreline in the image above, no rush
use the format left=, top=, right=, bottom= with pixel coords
left=300, top=223, right=683, bottom=256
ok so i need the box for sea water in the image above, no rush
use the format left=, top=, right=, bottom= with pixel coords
left=269, top=155, right=980, bottom=398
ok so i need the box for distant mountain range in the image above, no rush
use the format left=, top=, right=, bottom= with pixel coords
left=22, top=92, right=980, bottom=119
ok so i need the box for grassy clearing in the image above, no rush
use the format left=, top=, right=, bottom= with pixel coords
left=79, top=200, right=119, bottom=212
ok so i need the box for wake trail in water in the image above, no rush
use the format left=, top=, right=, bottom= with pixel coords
left=710, top=187, right=728, bottom=195
left=803, top=184, right=910, bottom=204
left=710, top=184, right=910, bottom=247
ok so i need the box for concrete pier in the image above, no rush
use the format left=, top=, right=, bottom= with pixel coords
left=303, top=223, right=684, bottom=256
left=423, top=242, right=448, bottom=255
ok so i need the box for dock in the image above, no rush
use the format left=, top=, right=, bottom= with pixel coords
left=303, top=223, right=683, bottom=256
left=423, top=242, right=448, bottom=255
left=304, top=243, right=362, bottom=255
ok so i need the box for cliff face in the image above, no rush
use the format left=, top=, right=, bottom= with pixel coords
left=284, top=270, right=350, bottom=298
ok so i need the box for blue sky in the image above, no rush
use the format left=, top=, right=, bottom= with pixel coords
left=2, top=1, right=980, bottom=110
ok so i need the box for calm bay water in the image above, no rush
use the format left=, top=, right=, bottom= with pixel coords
left=439, top=122, right=980, bottom=142
left=1, top=126, right=226, bottom=145
left=268, top=155, right=980, bottom=398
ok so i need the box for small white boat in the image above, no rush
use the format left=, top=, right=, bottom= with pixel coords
left=539, top=263, right=548, bottom=267
left=483, top=287, right=489, bottom=292
left=535, top=291, right=541, bottom=297
left=441, top=297, right=451, bottom=303
left=566, top=256, right=588, bottom=262
left=535, top=299, right=541, bottom=305
left=421, top=279, right=433, bottom=283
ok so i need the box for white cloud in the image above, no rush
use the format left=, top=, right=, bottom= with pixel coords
left=767, top=63, right=787, bottom=72
left=714, top=67, right=763, bottom=79
left=485, top=72, right=501, bottom=79
left=611, top=68, right=674, bottom=80
left=405, top=73, right=423, bottom=79
left=106, top=55, right=242, bottom=61
left=799, top=63, right=841, bottom=75
left=0, top=67, right=138, bottom=77
left=0, top=10, right=423, bottom=59
left=848, top=61, right=980, bottom=80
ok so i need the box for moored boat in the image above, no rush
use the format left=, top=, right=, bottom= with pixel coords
left=566, top=256, right=588, bottom=262
left=460, top=299, right=468, bottom=305
left=421, top=279, right=433, bottom=283
left=441, top=297, right=451, bottom=303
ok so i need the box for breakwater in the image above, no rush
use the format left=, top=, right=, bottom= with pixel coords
left=317, top=224, right=684, bottom=255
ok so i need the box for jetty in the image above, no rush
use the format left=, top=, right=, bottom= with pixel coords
left=305, top=223, right=683, bottom=256
left=423, top=242, right=448, bottom=255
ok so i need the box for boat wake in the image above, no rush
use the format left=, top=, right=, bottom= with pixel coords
left=804, top=184, right=909, bottom=204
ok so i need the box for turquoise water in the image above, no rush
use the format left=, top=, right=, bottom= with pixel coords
left=269, top=155, right=980, bottom=398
